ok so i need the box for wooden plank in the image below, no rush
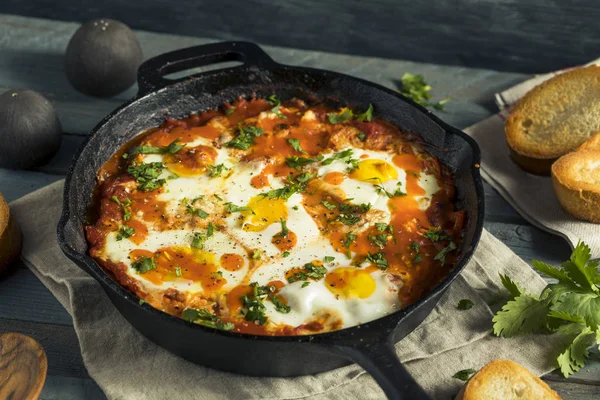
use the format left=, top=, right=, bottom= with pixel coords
left=543, top=379, right=600, bottom=399
left=40, top=376, right=105, bottom=400
left=0, top=318, right=88, bottom=379
left=1, top=0, right=599, bottom=73
left=0, top=169, right=62, bottom=202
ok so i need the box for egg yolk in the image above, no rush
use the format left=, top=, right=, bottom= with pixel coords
left=325, top=267, right=376, bottom=299
left=349, top=159, right=398, bottom=183
left=241, top=195, right=288, bottom=232
left=163, top=145, right=218, bottom=177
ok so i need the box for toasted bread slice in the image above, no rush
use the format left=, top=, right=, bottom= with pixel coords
left=505, top=65, right=600, bottom=175
left=455, top=360, right=561, bottom=400
left=551, top=150, right=600, bottom=223
left=578, top=132, right=600, bottom=151
left=0, top=193, right=22, bottom=277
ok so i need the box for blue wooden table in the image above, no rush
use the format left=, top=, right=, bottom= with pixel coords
left=0, top=14, right=599, bottom=400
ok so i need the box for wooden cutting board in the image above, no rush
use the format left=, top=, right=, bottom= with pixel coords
left=0, top=332, right=47, bottom=400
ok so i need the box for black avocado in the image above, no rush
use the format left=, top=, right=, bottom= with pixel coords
left=65, top=19, right=143, bottom=97
left=0, top=90, right=62, bottom=169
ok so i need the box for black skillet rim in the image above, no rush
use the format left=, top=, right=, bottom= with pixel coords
left=57, top=44, right=485, bottom=346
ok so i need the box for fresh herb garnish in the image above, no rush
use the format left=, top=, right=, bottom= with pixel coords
left=369, top=234, right=388, bottom=249
left=457, top=299, right=474, bottom=310
left=206, top=222, right=216, bottom=238
left=327, top=108, right=354, bottom=124
left=412, top=255, right=422, bottom=263
left=282, top=251, right=290, bottom=258
left=453, top=369, right=477, bottom=381
left=411, top=241, right=420, bottom=253
left=225, top=202, right=254, bottom=214
left=240, top=283, right=275, bottom=325
left=208, top=164, right=229, bottom=177
left=181, top=308, right=234, bottom=331
left=343, top=232, right=358, bottom=249
left=225, top=106, right=237, bottom=116
left=287, top=138, right=307, bottom=154
left=130, top=139, right=185, bottom=156
left=321, top=200, right=337, bottom=210
left=424, top=228, right=450, bottom=242
left=269, top=294, right=291, bottom=313
left=127, top=162, right=166, bottom=192
left=110, top=196, right=132, bottom=221
left=434, top=241, right=457, bottom=264
left=267, top=95, right=287, bottom=118
left=322, top=149, right=354, bottom=166
left=191, top=232, right=206, bottom=249
left=332, top=202, right=371, bottom=225
left=324, top=256, right=335, bottom=263
left=357, top=131, right=367, bottom=142
left=399, top=73, right=450, bottom=111
left=354, top=104, right=374, bottom=122
left=116, top=226, right=135, bottom=241
left=214, top=194, right=223, bottom=201
left=285, top=155, right=324, bottom=170
left=366, top=252, right=388, bottom=269
left=302, top=282, right=310, bottom=288
left=131, top=256, right=156, bottom=274
left=226, top=125, right=264, bottom=150
left=252, top=250, right=262, bottom=260
left=183, top=198, right=209, bottom=218
left=174, top=266, right=182, bottom=277
left=375, top=223, right=390, bottom=232
left=287, top=263, right=328, bottom=283
left=273, top=218, right=289, bottom=238
left=492, top=242, right=600, bottom=377
left=139, top=299, right=147, bottom=305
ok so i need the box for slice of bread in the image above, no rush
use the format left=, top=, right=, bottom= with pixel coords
left=0, top=193, right=22, bottom=277
left=577, top=132, right=600, bottom=152
left=505, top=65, right=600, bottom=175
left=455, top=360, right=561, bottom=400
left=551, top=149, right=600, bottom=223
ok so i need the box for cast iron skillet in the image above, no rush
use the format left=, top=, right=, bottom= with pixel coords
left=57, top=42, right=484, bottom=399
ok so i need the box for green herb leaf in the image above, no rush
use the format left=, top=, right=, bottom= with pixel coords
left=269, top=295, right=291, bottom=313
left=492, top=295, right=550, bottom=337
left=273, top=218, right=289, bottom=238
left=116, top=226, right=135, bottom=241
left=332, top=202, right=371, bottom=225
left=457, top=299, right=474, bottom=310
left=225, top=202, right=254, bottom=214
left=131, top=256, right=156, bottom=274
left=287, top=263, right=328, bottom=283
left=423, top=228, right=450, bottom=242
left=366, top=252, right=388, bottom=269
left=357, top=131, right=366, bottom=142
left=252, top=250, right=262, bottom=260
left=453, top=369, right=477, bottom=381
left=175, top=266, right=182, bottom=277
left=226, top=125, right=264, bottom=150
left=499, top=274, right=523, bottom=300
left=208, top=164, right=229, bottom=178
left=287, top=138, right=307, bottom=154
left=399, top=72, right=450, bottom=111
left=324, top=256, right=335, bottom=263
left=130, top=139, right=185, bottom=155
left=322, top=149, right=354, bottom=166
left=411, top=241, right=420, bottom=254
left=267, top=95, right=287, bottom=118
left=354, top=104, right=373, bottom=122
left=191, top=232, right=206, bottom=249
left=321, top=200, right=337, bottom=210
left=181, top=307, right=234, bottom=331
left=369, top=234, right=388, bottom=249
left=302, top=282, right=310, bottom=288
left=127, top=162, right=166, bottom=192
left=282, top=251, right=290, bottom=258
left=327, top=108, right=353, bottom=124
left=434, top=241, right=457, bottom=264
left=343, top=232, right=357, bottom=249
left=412, top=255, right=422, bottom=263
left=285, top=155, right=324, bottom=170
left=225, top=106, right=237, bottom=116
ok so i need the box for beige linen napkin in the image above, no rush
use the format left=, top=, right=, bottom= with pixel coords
left=12, top=181, right=564, bottom=400
left=466, top=60, right=600, bottom=258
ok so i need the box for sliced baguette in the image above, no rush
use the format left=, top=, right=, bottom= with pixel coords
left=455, top=360, right=561, bottom=400
left=0, top=193, right=22, bottom=277
left=577, top=132, right=600, bottom=151
left=551, top=149, right=600, bottom=223
left=505, top=65, right=600, bottom=175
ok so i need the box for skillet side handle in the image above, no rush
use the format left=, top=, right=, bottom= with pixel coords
left=137, top=41, right=276, bottom=95
left=333, top=339, right=431, bottom=400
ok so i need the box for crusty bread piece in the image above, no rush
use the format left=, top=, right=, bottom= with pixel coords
left=0, top=193, right=22, bottom=277
left=455, top=360, right=561, bottom=400
left=552, top=150, right=600, bottom=223
left=505, top=65, right=600, bottom=175
left=577, top=132, right=600, bottom=151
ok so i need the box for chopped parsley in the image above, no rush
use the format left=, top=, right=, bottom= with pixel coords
left=369, top=234, right=388, bottom=249
left=130, top=139, right=185, bottom=156
left=206, top=222, right=216, bottom=238
left=191, top=232, right=207, bottom=249
left=252, top=250, right=262, bottom=260
left=224, top=202, right=254, bottom=214
left=332, top=202, right=371, bottom=225
left=354, top=104, right=374, bottom=122
left=302, top=282, right=310, bottom=288
left=241, top=283, right=277, bottom=325
left=457, top=299, right=474, bottom=310
left=267, top=94, right=286, bottom=118
left=424, top=228, right=450, bottom=242
left=282, top=251, right=290, bottom=258
left=324, top=256, right=335, bottom=263
left=287, top=138, right=307, bottom=154
left=181, top=308, right=234, bottom=331
left=287, top=263, right=328, bottom=283
left=412, top=255, right=422, bottom=263
left=434, top=241, right=457, bottom=264
left=127, top=162, right=166, bottom=192
left=357, top=131, right=367, bottom=142
left=327, top=108, right=353, bottom=124
left=399, top=73, right=450, bottom=111
left=411, top=241, right=420, bottom=253
left=139, top=299, right=147, bottom=305
left=226, top=125, right=264, bottom=150
left=269, top=294, right=291, bottom=313
left=453, top=369, right=477, bottom=382
left=343, top=232, right=358, bottom=249
left=273, top=218, right=289, bottom=238
left=366, top=252, right=388, bottom=269
left=183, top=199, right=209, bottom=218
left=174, top=266, right=182, bottom=277
left=116, top=226, right=135, bottom=241
left=259, top=183, right=303, bottom=201
left=322, top=149, right=354, bottom=166
left=285, top=154, right=324, bottom=170
left=208, top=164, right=229, bottom=177
left=214, top=194, right=223, bottom=201
left=110, top=196, right=132, bottom=221
left=131, top=256, right=156, bottom=274
left=225, top=106, right=237, bottom=116
left=321, top=200, right=337, bottom=210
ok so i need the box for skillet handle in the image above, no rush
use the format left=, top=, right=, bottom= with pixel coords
left=137, top=41, right=276, bottom=95
left=333, top=339, right=431, bottom=400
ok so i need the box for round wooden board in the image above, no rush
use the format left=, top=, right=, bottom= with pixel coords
left=0, top=332, right=48, bottom=400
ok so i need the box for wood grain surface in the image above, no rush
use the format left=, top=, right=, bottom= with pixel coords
left=0, top=332, right=48, bottom=400
left=1, top=0, right=600, bottom=73
left=0, top=13, right=598, bottom=400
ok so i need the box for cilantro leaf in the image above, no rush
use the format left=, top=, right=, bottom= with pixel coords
left=366, top=252, right=388, bottom=269
left=130, top=139, right=185, bottom=155
left=225, top=202, right=254, bottom=214
left=327, top=108, right=353, bottom=124
left=226, top=125, right=264, bottom=150
left=399, top=73, right=451, bottom=111
left=423, top=228, right=450, bottom=242
left=354, top=104, right=374, bottom=122
left=285, top=155, right=324, bottom=170
left=269, top=295, right=291, bottom=313
left=499, top=273, right=523, bottom=300
left=131, top=256, right=156, bottom=274
left=321, top=200, right=337, bottom=210
left=492, top=295, right=550, bottom=337
left=457, top=299, right=474, bottom=310
left=181, top=307, right=234, bottom=331
left=287, top=138, right=307, bottom=154
left=322, top=149, right=354, bottom=166
left=453, top=369, right=477, bottom=381
left=531, top=260, right=572, bottom=283
left=434, top=241, right=457, bottom=264
left=273, top=218, right=289, bottom=238
left=343, top=232, right=357, bottom=249
left=267, top=94, right=286, bottom=118
left=556, top=323, right=596, bottom=377
left=127, top=162, right=166, bottom=192
left=116, top=226, right=135, bottom=241
left=207, top=164, right=229, bottom=177
left=552, top=292, right=600, bottom=330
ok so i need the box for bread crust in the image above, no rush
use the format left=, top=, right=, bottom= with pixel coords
left=456, top=359, right=561, bottom=400
left=0, top=193, right=22, bottom=277
left=505, top=66, right=600, bottom=174
left=551, top=150, right=600, bottom=223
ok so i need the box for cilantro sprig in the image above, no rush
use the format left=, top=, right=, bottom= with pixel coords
left=492, top=242, right=600, bottom=377
left=226, top=125, right=264, bottom=150
left=181, top=307, right=234, bottom=331
left=399, top=73, right=450, bottom=111
left=129, top=139, right=185, bottom=156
